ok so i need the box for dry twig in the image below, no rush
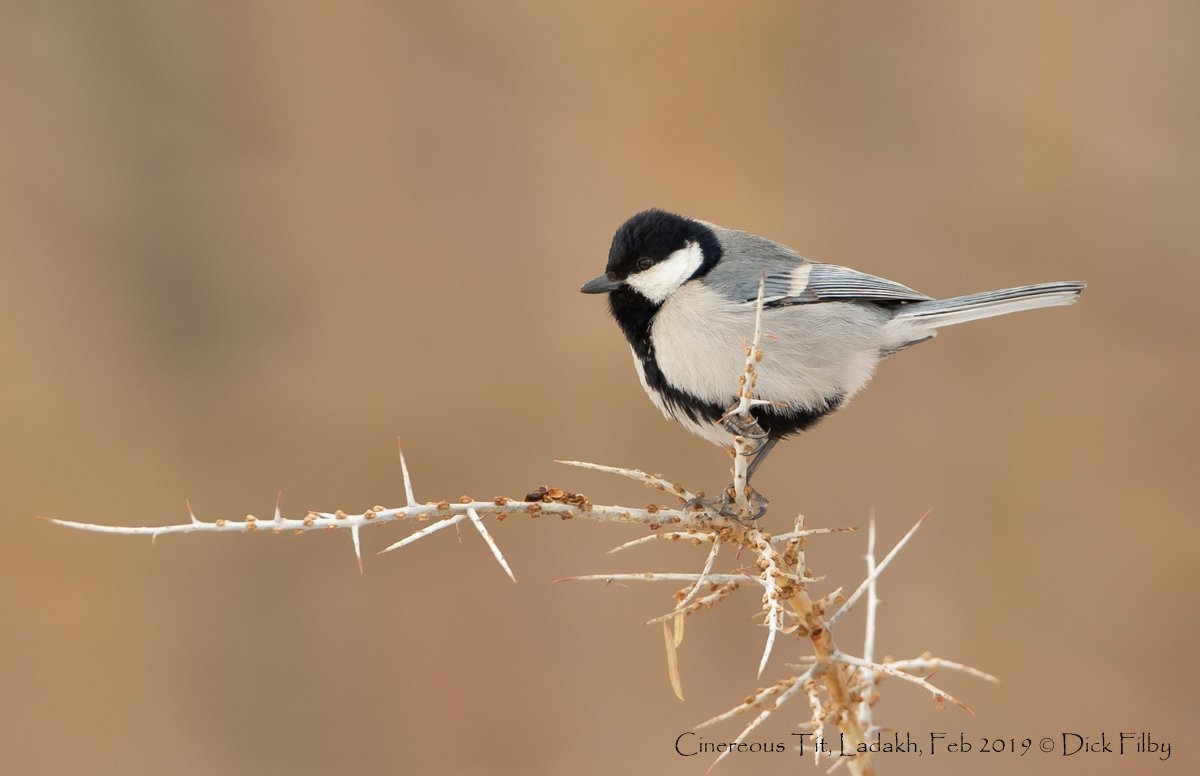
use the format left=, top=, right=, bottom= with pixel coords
left=42, top=279, right=994, bottom=776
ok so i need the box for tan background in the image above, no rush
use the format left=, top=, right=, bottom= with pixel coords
left=2, top=2, right=1197, bottom=774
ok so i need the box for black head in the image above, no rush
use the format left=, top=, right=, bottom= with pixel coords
left=606, top=209, right=721, bottom=280
left=580, top=209, right=722, bottom=302
left=580, top=209, right=724, bottom=353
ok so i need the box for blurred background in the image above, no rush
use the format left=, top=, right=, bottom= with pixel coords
left=2, top=2, right=1197, bottom=774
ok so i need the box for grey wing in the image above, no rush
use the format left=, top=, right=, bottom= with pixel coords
left=700, top=227, right=815, bottom=300
left=701, top=225, right=931, bottom=305
left=781, top=263, right=932, bottom=305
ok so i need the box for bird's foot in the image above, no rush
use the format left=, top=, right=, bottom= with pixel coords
left=721, top=486, right=769, bottom=521
left=721, top=413, right=769, bottom=444
left=681, top=492, right=726, bottom=516
left=683, top=487, right=770, bottom=521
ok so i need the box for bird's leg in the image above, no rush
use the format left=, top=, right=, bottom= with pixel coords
left=729, top=436, right=774, bottom=518
left=746, top=436, right=778, bottom=481
left=717, top=412, right=776, bottom=521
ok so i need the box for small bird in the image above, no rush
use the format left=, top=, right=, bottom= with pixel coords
left=581, top=209, right=1084, bottom=512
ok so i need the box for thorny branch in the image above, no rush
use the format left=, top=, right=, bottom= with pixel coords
left=42, top=284, right=995, bottom=775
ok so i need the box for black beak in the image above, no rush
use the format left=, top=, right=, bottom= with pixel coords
left=580, top=274, right=621, bottom=294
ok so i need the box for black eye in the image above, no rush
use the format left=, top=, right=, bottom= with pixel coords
left=636, top=257, right=654, bottom=271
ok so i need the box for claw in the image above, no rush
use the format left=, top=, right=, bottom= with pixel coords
left=746, top=489, right=770, bottom=520
left=739, top=433, right=772, bottom=454
left=721, top=413, right=769, bottom=442
left=682, top=495, right=718, bottom=514
left=686, top=486, right=770, bottom=521
left=713, top=485, right=770, bottom=522
left=724, top=424, right=772, bottom=443
left=682, top=488, right=742, bottom=519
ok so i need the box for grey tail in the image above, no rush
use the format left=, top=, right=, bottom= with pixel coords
left=892, top=281, right=1086, bottom=330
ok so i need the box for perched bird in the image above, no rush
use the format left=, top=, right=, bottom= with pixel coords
left=581, top=209, right=1084, bottom=511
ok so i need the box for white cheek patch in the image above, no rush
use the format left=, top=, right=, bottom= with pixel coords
left=625, top=241, right=704, bottom=303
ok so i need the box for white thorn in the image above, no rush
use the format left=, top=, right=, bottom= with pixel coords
left=397, top=438, right=417, bottom=506
left=701, top=668, right=813, bottom=771
left=830, top=510, right=930, bottom=626
left=467, top=507, right=516, bottom=582
left=769, top=526, right=855, bottom=543
left=274, top=491, right=283, bottom=524
left=558, top=573, right=751, bottom=584
left=833, top=651, right=974, bottom=714
left=608, top=531, right=709, bottom=554
left=186, top=499, right=199, bottom=525
left=350, top=524, right=363, bottom=574
left=884, top=656, right=1000, bottom=685
left=863, top=514, right=878, bottom=666
left=757, top=618, right=778, bottom=679
left=677, top=538, right=720, bottom=609
left=555, top=459, right=695, bottom=501
left=378, top=514, right=468, bottom=554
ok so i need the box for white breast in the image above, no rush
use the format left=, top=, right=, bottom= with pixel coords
left=631, top=343, right=735, bottom=447
left=650, top=283, right=749, bottom=406
left=646, top=283, right=894, bottom=442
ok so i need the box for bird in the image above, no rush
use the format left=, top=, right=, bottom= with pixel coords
left=581, top=208, right=1085, bottom=515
